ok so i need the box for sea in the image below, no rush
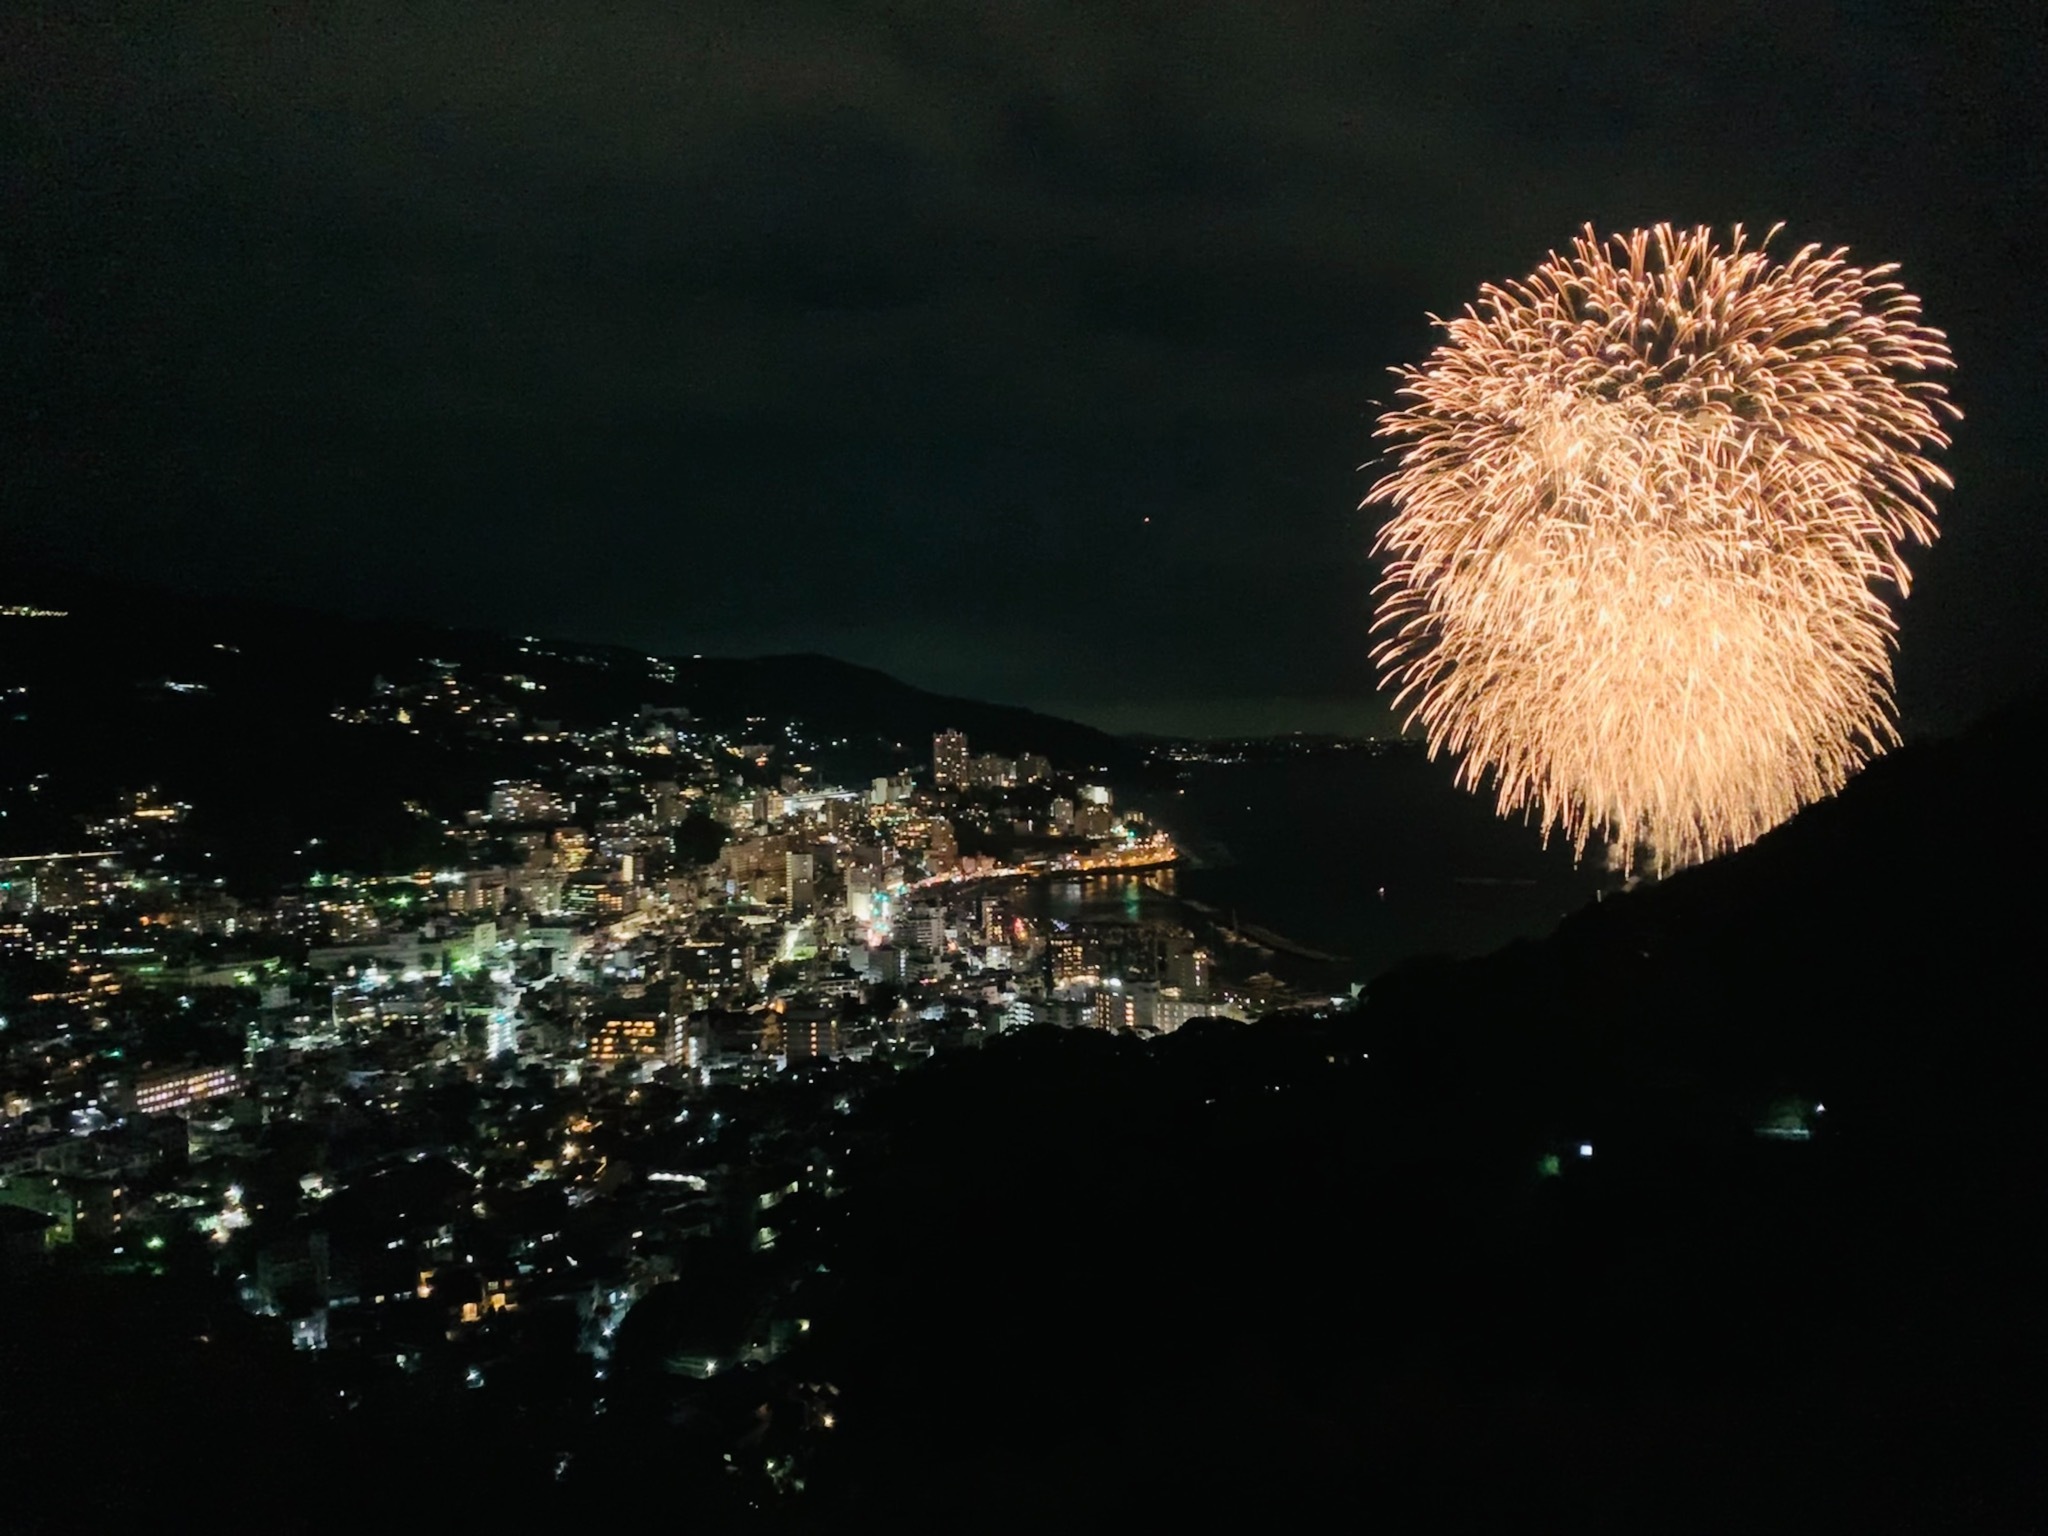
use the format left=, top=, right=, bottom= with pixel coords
left=1021, top=742, right=1615, bottom=995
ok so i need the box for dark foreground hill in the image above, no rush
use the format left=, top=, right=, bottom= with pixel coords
left=4, top=690, right=2043, bottom=1531
left=789, top=687, right=2048, bottom=1529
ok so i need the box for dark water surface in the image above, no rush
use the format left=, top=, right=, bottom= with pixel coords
left=1028, top=744, right=1614, bottom=991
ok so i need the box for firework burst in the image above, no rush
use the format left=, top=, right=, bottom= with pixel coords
left=1368, top=224, right=1956, bottom=873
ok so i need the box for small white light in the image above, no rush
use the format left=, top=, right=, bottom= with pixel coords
left=1578, top=1143, right=1593, bottom=1158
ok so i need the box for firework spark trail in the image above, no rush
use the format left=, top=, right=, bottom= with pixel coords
left=1368, top=225, right=1955, bottom=874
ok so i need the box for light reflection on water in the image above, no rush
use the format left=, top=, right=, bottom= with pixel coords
left=1014, top=750, right=1612, bottom=987
left=1030, top=869, right=1175, bottom=925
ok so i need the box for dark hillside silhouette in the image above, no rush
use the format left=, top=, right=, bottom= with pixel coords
left=5, top=688, right=2041, bottom=1530
left=803, top=685, right=2048, bottom=1529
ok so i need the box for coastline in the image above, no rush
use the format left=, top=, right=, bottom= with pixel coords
left=1182, top=898, right=1348, bottom=964
left=909, top=841, right=1183, bottom=892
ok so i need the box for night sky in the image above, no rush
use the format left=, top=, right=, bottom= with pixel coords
left=6, top=2, right=2044, bottom=736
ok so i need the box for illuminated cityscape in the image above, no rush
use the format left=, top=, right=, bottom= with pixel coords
left=0, top=626, right=1317, bottom=1508
left=0, top=602, right=1359, bottom=1515
left=5, top=1, right=2045, bottom=1527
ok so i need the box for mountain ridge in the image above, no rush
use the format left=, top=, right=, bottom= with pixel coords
left=0, top=562, right=1141, bottom=876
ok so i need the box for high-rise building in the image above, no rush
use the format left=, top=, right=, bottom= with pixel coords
left=129, top=1064, right=241, bottom=1116
left=489, top=780, right=573, bottom=824
left=1087, top=981, right=1240, bottom=1035
left=648, top=780, right=684, bottom=825
left=1050, top=931, right=1092, bottom=985
left=978, top=896, right=1007, bottom=946
left=1154, top=990, right=1243, bottom=1033
left=967, top=753, right=1017, bottom=788
left=785, top=852, right=817, bottom=910
left=552, top=828, right=592, bottom=871
left=933, top=730, right=969, bottom=788
left=588, top=1011, right=681, bottom=1069
left=1166, top=941, right=1212, bottom=998
left=899, top=904, right=946, bottom=955
left=925, top=817, right=958, bottom=874
left=768, top=1006, right=840, bottom=1063
left=1094, top=987, right=1137, bottom=1031
left=847, top=866, right=877, bottom=923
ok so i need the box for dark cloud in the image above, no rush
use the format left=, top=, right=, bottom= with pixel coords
left=4, top=1, right=2043, bottom=732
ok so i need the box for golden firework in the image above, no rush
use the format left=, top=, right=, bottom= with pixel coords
left=1368, top=224, right=1955, bottom=873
